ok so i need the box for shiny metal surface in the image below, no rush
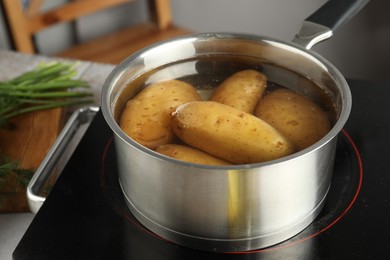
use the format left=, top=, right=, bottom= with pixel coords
left=292, top=21, right=333, bottom=49
left=101, top=33, right=351, bottom=252
left=116, top=136, right=336, bottom=251
left=293, top=0, right=370, bottom=49
left=27, top=106, right=99, bottom=213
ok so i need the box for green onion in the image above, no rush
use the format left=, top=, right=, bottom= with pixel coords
left=0, top=62, right=95, bottom=128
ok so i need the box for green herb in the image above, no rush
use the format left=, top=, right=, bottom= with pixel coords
left=0, top=62, right=94, bottom=128
left=0, top=62, right=94, bottom=193
left=0, top=155, right=34, bottom=189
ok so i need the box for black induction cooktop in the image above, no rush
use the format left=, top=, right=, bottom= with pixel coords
left=13, top=79, right=390, bottom=259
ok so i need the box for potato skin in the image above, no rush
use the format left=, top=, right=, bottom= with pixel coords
left=254, top=88, right=331, bottom=150
left=172, top=101, right=295, bottom=164
left=156, top=144, right=232, bottom=166
left=120, top=80, right=201, bottom=149
left=210, top=70, right=267, bottom=113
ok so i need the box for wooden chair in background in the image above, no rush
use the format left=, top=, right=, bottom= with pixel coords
left=1, top=0, right=191, bottom=64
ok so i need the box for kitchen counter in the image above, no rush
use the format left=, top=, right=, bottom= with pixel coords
left=0, top=50, right=114, bottom=260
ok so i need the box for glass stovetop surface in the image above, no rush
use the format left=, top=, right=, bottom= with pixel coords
left=13, top=80, right=390, bottom=259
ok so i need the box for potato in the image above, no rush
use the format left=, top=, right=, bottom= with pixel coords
left=254, top=88, right=331, bottom=150
left=172, top=101, right=295, bottom=164
left=209, top=69, right=267, bottom=113
left=120, top=80, right=201, bottom=149
left=156, top=144, right=232, bottom=166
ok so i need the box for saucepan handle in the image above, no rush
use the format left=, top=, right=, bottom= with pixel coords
left=27, top=106, right=99, bottom=214
left=292, top=0, right=370, bottom=49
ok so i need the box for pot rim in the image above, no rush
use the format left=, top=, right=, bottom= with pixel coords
left=101, top=32, right=352, bottom=170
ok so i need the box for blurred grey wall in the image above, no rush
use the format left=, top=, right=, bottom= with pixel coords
left=170, top=0, right=389, bottom=84
left=1, top=0, right=389, bottom=83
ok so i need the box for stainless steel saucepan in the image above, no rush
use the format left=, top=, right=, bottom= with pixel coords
left=101, top=0, right=369, bottom=252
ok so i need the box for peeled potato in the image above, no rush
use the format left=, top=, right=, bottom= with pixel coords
left=156, top=144, right=232, bottom=166
left=210, top=69, right=267, bottom=113
left=172, top=101, right=295, bottom=164
left=120, top=80, right=201, bottom=149
left=254, top=88, right=331, bottom=150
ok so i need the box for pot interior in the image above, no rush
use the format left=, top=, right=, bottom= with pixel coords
left=103, top=33, right=350, bottom=156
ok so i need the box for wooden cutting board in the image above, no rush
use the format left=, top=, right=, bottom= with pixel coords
left=0, top=108, right=64, bottom=212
